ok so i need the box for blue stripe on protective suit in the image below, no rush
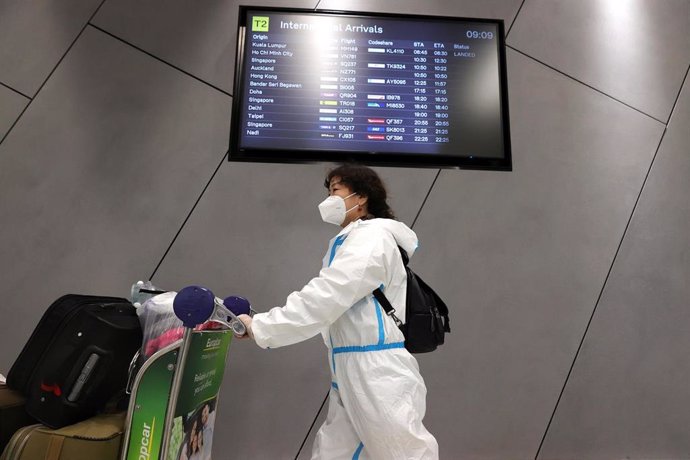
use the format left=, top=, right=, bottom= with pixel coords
left=328, top=234, right=348, bottom=267
left=333, top=341, right=405, bottom=355
left=330, top=335, right=336, bottom=373
left=352, top=442, right=364, bottom=459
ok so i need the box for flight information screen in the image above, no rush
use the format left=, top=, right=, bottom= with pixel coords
left=229, top=8, right=511, bottom=170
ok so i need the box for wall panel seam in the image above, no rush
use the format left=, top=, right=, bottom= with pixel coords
left=293, top=390, right=329, bottom=459
left=0, top=81, right=30, bottom=100
left=149, top=150, right=230, bottom=281
left=506, top=0, right=528, bottom=37
left=534, top=122, right=670, bottom=458
left=411, top=169, right=442, bottom=229
left=87, top=23, right=233, bottom=98
left=535, top=68, right=688, bottom=459
left=506, top=45, right=667, bottom=126
left=0, top=0, right=107, bottom=149
left=0, top=101, right=29, bottom=147
left=665, top=63, right=690, bottom=125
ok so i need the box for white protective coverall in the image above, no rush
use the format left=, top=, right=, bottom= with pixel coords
left=251, top=218, right=439, bottom=460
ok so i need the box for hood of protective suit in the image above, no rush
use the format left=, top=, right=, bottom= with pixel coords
left=345, top=218, right=419, bottom=259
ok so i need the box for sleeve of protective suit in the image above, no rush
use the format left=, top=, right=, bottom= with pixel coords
left=251, top=225, right=392, bottom=349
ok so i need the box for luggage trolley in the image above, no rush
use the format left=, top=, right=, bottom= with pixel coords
left=121, top=284, right=249, bottom=460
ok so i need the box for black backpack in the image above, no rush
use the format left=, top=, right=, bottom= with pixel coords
left=373, top=247, right=450, bottom=353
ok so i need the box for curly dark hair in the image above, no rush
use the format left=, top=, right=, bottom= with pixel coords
left=324, top=164, right=396, bottom=220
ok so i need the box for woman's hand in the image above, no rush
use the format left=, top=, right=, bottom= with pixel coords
left=237, top=314, right=255, bottom=340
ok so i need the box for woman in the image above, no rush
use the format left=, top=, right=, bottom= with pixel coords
left=179, top=418, right=202, bottom=460
left=238, top=164, right=438, bottom=459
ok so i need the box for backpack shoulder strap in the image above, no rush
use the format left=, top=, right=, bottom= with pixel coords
left=370, top=245, right=409, bottom=327
left=372, top=288, right=402, bottom=327
left=398, top=246, right=409, bottom=266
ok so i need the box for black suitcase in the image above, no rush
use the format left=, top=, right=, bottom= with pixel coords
left=6, top=295, right=142, bottom=429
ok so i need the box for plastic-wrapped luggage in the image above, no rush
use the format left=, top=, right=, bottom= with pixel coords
left=135, top=291, right=183, bottom=357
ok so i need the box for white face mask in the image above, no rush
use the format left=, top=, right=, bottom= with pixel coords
left=318, top=192, right=357, bottom=226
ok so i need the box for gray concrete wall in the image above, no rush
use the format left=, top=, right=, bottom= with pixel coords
left=0, top=0, right=688, bottom=458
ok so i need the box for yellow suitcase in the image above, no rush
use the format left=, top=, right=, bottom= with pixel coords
left=1, top=412, right=125, bottom=460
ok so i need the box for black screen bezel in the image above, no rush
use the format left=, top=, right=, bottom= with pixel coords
left=229, top=6, right=512, bottom=171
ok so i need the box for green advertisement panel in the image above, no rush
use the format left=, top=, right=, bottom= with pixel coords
left=167, top=330, right=232, bottom=460
left=126, top=349, right=178, bottom=460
